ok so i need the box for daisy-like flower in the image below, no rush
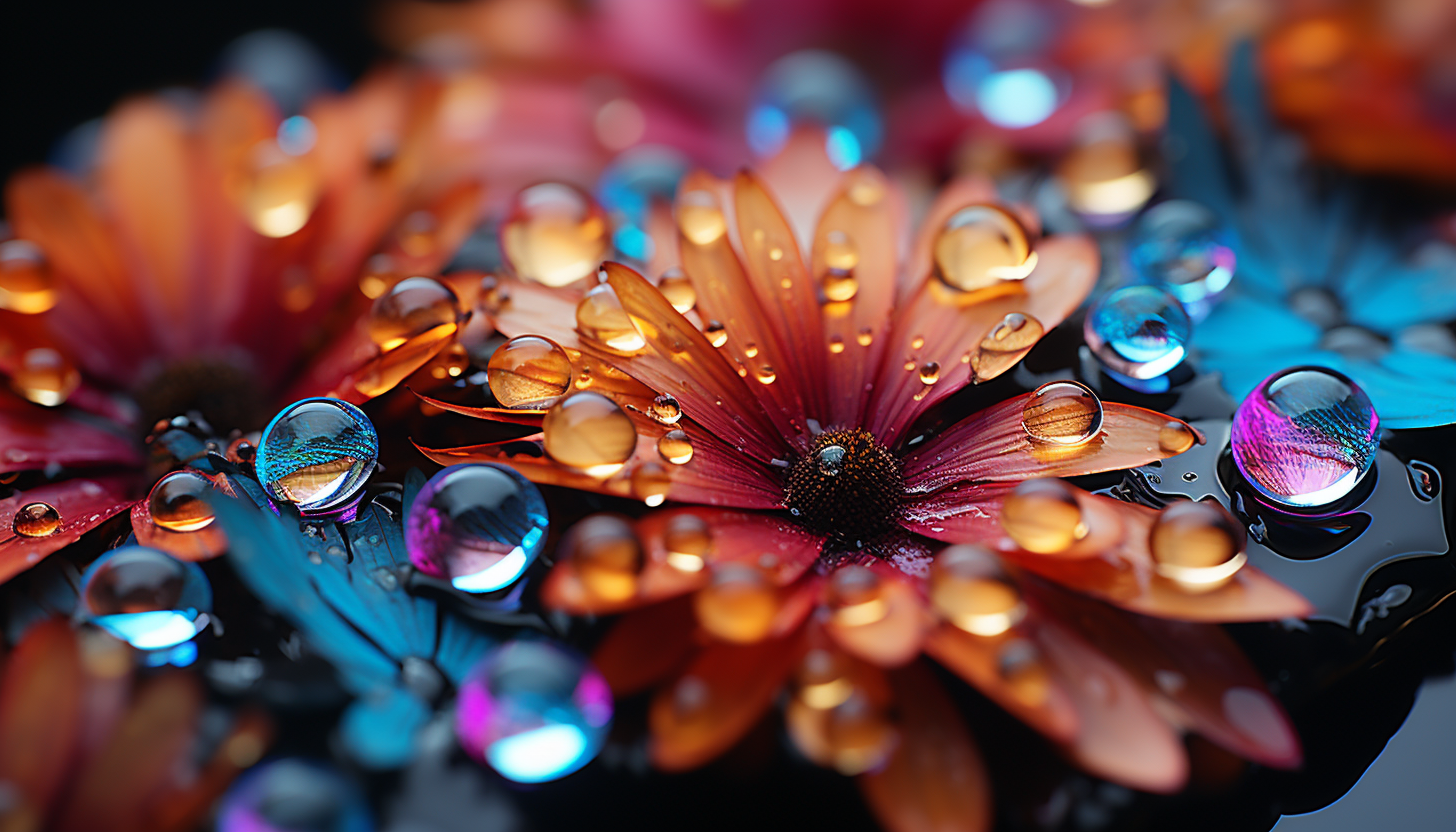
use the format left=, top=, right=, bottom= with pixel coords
left=417, top=133, right=1311, bottom=829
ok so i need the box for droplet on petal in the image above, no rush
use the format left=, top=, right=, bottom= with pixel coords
left=829, top=335, right=845, bottom=354
left=694, top=562, right=779, bottom=642
left=747, top=50, right=883, bottom=170
left=918, top=362, right=942, bottom=385
left=677, top=190, right=728, bottom=246
left=929, top=545, right=1025, bottom=636
left=502, top=183, right=610, bottom=287
left=1084, top=285, right=1191, bottom=380
left=406, top=464, right=549, bottom=593
left=241, top=142, right=320, bottom=238
left=1058, top=114, right=1155, bottom=222
left=11, top=347, right=80, bottom=407
left=575, top=283, right=647, bottom=354
left=542, top=392, right=637, bottom=478
left=820, top=230, right=860, bottom=302
left=1231, top=367, right=1379, bottom=508
left=0, top=239, right=57, bottom=314
left=856, top=328, right=874, bottom=346
left=657, top=268, right=697, bottom=314
left=703, top=320, right=728, bottom=348
left=487, top=335, right=573, bottom=409
left=256, top=399, right=379, bottom=514
left=656, top=429, right=694, bottom=465
left=366, top=277, right=461, bottom=352
left=1158, top=420, right=1198, bottom=455
left=650, top=394, right=682, bottom=425
left=786, top=669, right=896, bottom=774
left=1021, top=380, right=1103, bottom=445
left=663, top=513, right=712, bottom=573
left=81, top=546, right=212, bottom=650
left=826, top=566, right=888, bottom=628
left=1127, top=200, right=1236, bottom=306
left=562, top=514, right=643, bottom=602
left=218, top=759, right=372, bottom=832
left=1001, top=478, right=1087, bottom=554
left=1149, top=500, right=1247, bottom=593
left=755, top=366, right=777, bottom=385
left=147, top=470, right=217, bottom=532
left=13, top=501, right=61, bottom=537
left=972, top=311, right=1044, bottom=380
left=630, top=462, right=672, bottom=507
left=455, top=641, right=613, bottom=783
left=933, top=204, right=1036, bottom=293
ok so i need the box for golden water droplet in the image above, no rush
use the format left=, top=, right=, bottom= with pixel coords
left=972, top=311, right=1044, bottom=380
left=933, top=204, right=1035, bottom=293
left=657, top=268, right=697, bottom=314
left=242, top=143, right=320, bottom=238
left=566, top=514, right=643, bottom=602
left=755, top=365, right=777, bottom=385
left=650, top=394, right=682, bottom=425
left=367, top=277, right=461, bottom=351
left=630, top=462, right=672, bottom=507
left=743, top=342, right=760, bottom=359
left=735, top=362, right=749, bottom=378
left=910, top=335, right=925, bottom=351
left=395, top=211, right=439, bottom=258
left=1149, top=500, right=1247, bottom=593
left=501, top=183, right=609, bottom=287
left=821, top=270, right=858, bottom=304
left=575, top=283, right=646, bottom=353
left=704, top=320, right=728, bottom=348
left=678, top=190, right=727, bottom=245
left=1158, top=420, right=1198, bottom=455
left=786, top=676, right=896, bottom=775
left=694, top=562, right=778, bottom=642
left=1001, top=479, right=1087, bottom=554
left=828, top=335, right=845, bottom=354
left=929, top=545, right=1025, bottom=636
left=997, top=639, right=1051, bottom=706
left=11, top=348, right=80, bottom=407
left=856, top=327, right=874, bottom=347
left=574, top=367, right=593, bottom=389
left=847, top=172, right=886, bottom=207
left=542, top=391, right=637, bottom=477
left=147, top=470, right=216, bottom=532
left=795, top=649, right=854, bottom=710
left=487, top=335, right=573, bottom=408
left=428, top=341, right=470, bottom=379
left=657, top=429, right=694, bottom=465
left=903, top=361, right=916, bottom=372
left=919, top=362, right=941, bottom=385
left=664, top=513, right=712, bottom=572
left=1021, top=381, right=1103, bottom=446
left=827, top=566, right=888, bottom=628
left=358, top=254, right=397, bottom=300
left=0, top=240, right=57, bottom=314
left=13, top=501, right=60, bottom=537
left=1059, top=120, right=1156, bottom=218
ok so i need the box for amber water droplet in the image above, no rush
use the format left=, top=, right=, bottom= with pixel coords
left=819, top=230, right=861, bottom=303
left=11, top=348, right=80, bottom=407
left=677, top=191, right=727, bottom=246
left=657, top=268, right=697, bottom=314
left=856, top=327, right=874, bottom=347
left=542, top=391, right=637, bottom=477
left=827, top=566, right=888, bottom=627
left=13, top=501, right=60, bottom=537
left=656, top=429, right=694, bottom=465
left=487, top=335, right=573, bottom=409
left=358, top=254, right=397, bottom=300
left=478, top=275, right=509, bottom=314
left=630, top=462, right=672, bottom=507
left=997, top=639, right=1051, bottom=706
left=933, top=204, right=1035, bottom=293
left=846, top=172, right=886, bottom=207
left=1021, top=381, right=1103, bottom=446
left=367, top=277, right=461, bottom=351
left=0, top=240, right=57, bottom=314
left=1059, top=124, right=1156, bottom=218
left=576, top=284, right=647, bottom=353
left=973, top=311, right=1044, bottom=380
left=694, top=562, right=778, bottom=642
left=910, top=335, right=926, bottom=351
left=828, top=335, right=845, bottom=354
left=786, top=685, right=896, bottom=775
left=574, top=367, right=593, bottom=389
left=394, top=211, right=438, bottom=258
left=704, top=320, right=728, bottom=348
left=1001, top=478, right=1087, bottom=554
left=1149, top=500, right=1247, bottom=593
left=744, top=342, right=760, bottom=359
left=147, top=470, right=217, bottom=532
left=242, top=143, right=320, bottom=238
left=929, top=545, right=1025, bottom=636
left=650, top=394, right=682, bottom=425
left=565, top=514, right=643, bottom=602
left=428, top=341, right=470, bottom=380
left=795, top=649, right=854, bottom=709
left=501, top=183, right=609, bottom=287
left=918, top=362, right=941, bottom=385
left=663, top=513, right=712, bottom=572
left=755, top=365, right=777, bottom=385
left=1158, top=420, right=1198, bottom=455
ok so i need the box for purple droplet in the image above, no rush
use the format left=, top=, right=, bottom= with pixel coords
left=405, top=464, right=548, bottom=593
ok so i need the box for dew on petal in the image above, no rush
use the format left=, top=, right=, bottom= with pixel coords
left=13, top=501, right=61, bottom=537
left=256, top=399, right=379, bottom=514
left=650, top=394, right=682, bottom=425
left=81, top=546, right=212, bottom=650
left=829, top=335, right=845, bottom=354
left=11, top=347, right=80, bottom=407
left=502, top=183, right=610, bottom=287
left=657, top=429, right=694, bottom=465
left=972, top=311, right=1044, bottom=380
left=827, top=566, right=888, bottom=628
left=677, top=190, right=728, bottom=245
left=630, top=462, right=672, bottom=507
left=933, top=204, right=1036, bottom=293
left=856, top=327, right=874, bottom=346
left=704, top=320, right=728, bottom=348
left=755, top=366, right=777, bottom=385
left=1084, top=286, right=1190, bottom=380
left=576, top=283, right=647, bottom=354
left=1001, top=478, right=1087, bottom=553
left=1127, top=200, right=1236, bottom=306
left=405, top=463, right=548, bottom=593
left=919, top=362, right=942, bottom=385
left=786, top=665, right=896, bottom=774
left=930, top=544, right=1025, bottom=636
left=0, top=239, right=57, bottom=314
left=487, top=335, right=573, bottom=409
left=657, top=268, right=697, bottom=314
left=1149, top=500, right=1247, bottom=593
left=663, top=513, right=712, bottom=573
left=1158, top=420, right=1199, bottom=455
left=242, top=142, right=320, bottom=238
left=542, top=392, right=637, bottom=477
left=366, top=277, right=461, bottom=352
left=820, top=230, right=860, bottom=302
left=1021, top=380, right=1103, bottom=446
left=563, top=514, right=642, bottom=602
left=148, top=470, right=217, bottom=532
left=694, top=562, right=779, bottom=642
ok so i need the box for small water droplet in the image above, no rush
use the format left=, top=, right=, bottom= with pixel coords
left=1127, top=200, right=1235, bottom=305
left=11, top=347, right=80, bottom=407
left=366, top=276, right=461, bottom=352
left=630, top=462, right=672, bottom=507
left=502, top=183, right=610, bottom=287
left=856, top=327, right=874, bottom=347
left=565, top=514, right=643, bottom=601
left=650, top=394, right=682, bottom=425
left=677, top=190, right=728, bottom=245
left=1158, top=420, right=1198, bottom=454
left=657, top=268, right=697, bottom=313
left=1001, top=479, right=1087, bottom=554
left=487, top=335, right=573, bottom=409
left=0, top=240, right=57, bottom=314
left=704, top=320, right=728, bottom=348
left=372, top=566, right=400, bottom=591
left=744, top=342, right=760, bottom=359
left=930, top=544, right=1025, bottom=636
left=656, top=429, right=694, bottom=465
left=828, top=335, right=846, bottom=354
left=695, top=562, right=779, bottom=642
left=819, top=230, right=860, bottom=303
left=147, top=470, right=217, bottom=532
left=918, top=362, right=941, bottom=385
left=543, top=392, right=637, bottom=477
left=13, top=501, right=60, bottom=537
left=755, top=365, right=777, bottom=385
left=910, top=335, right=925, bottom=351
left=1021, top=381, right=1103, bottom=446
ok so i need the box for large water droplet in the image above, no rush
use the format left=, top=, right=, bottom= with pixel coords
left=501, top=183, right=609, bottom=287
left=1021, top=380, right=1103, bottom=445
left=695, top=562, right=779, bottom=642
left=13, top=501, right=60, bottom=537
left=80, top=545, right=212, bottom=650
left=1149, top=500, right=1247, bottom=593
left=542, top=391, right=637, bottom=477
left=786, top=665, right=896, bottom=774
left=656, top=429, right=694, bottom=465
left=1058, top=115, right=1156, bottom=222
left=1231, top=367, right=1379, bottom=508
left=1084, top=285, right=1191, bottom=380
left=1001, top=478, right=1086, bottom=553
left=747, top=50, right=882, bottom=170
left=1126, top=200, right=1236, bottom=307
left=11, top=347, right=80, bottom=407
left=242, top=143, right=320, bottom=238
left=218, top=758, right=372, bottom=832
left=654, top=268, right=697, bottom=315
left=820, top=230, right=860, bottom=302
left=406, top=463, right=548, bottom=593
left=487, top=335, right=573, bottom=409
left=455, top=640, right=613, bottom=783
left=929, top=544, right=1025, bottom=636
left=575, top=283, right=646, bottom=354
left=147, top=470, right=217, bottom=532
left=0, top=240, right=57, bottom=314
left=563, top=514, right=642, bottom=602
left=256, top=399, right=379, bottom=514
left=933, top=204, right=1036, bottom=293
left=366, top=277, right=461, bottom=351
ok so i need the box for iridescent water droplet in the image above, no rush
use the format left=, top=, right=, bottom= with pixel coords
left=695, top=562, right=779, bottom=642
left=406, top=463, right=548, bottom=593
left=218, top=759, right=372, bottom=832
left=677, top=191, right=728, bottom=246
left=1084, top=285, right=1190, bottom=380
left=630, top=462, right=672, bottom=507
left=1021, top=381, right=1103, bottom=446
left=933, top=204, right=1035, bottom=293
left=656, top=429, right=694, bottom=465
left=242, top=143, right=320, bottom=238
left=0, top=239, right=57, bottom=314
left=704, top=320, right=728, bottom=348
left=657, top=268, right=697, bottom=314
left=1127, top=200, right=1236, bottom=306
left=1231, top=366, right=1379, bottom=508
left=256, top=399, right=379, bottom=514
left=147, top=470, right=217, bottom=532
left=501, top=183, right=609, bottom=287
left=664, top=513, right=712, bottom=573
left=542, top=391, right=637, bottom=477
left=929, top=544, right=1025, bottom=636
left=11, top=347, right=80, bottom=407
left=487, top=335, right=573, bottom=409
left=650, top=394, right=682, bottom=425
left=1149, top=500, right=1247, bottom=593
left=563, top=514, right=642, bottom=602
left=13, top=501, right=60, bottom=537
left=1001, top=478, right=1087, bottom=553
left=575, top=283, right=647, bottom=354
left=80, top=545, right=211, bottom=650
left=366, top=277, right=461, bottom=352
left=747, top=50, right=883, bottom=170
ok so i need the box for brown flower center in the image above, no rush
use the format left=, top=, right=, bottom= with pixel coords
left=784, top=428, right=904, bottom=541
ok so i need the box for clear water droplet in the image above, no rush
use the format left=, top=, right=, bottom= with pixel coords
left=1084, top=285, right=1190, bottom=380
left=406, top=463, right=549, bottom=593
left=933, top=204, right=1035, bottom=293
left=630, top=461, right=672, bottom=507
left=755, top=365, right=777, bottom=385
left=1021, top=380, right=1103, bottom=445
left=650, top=394, right=682, bottom=425
left=1001, top=478, right=1087, bottom=554
left=656, top=429, right=694, bottom=465
left=973, top=311, right=1044, bottom=380
left=11, top=347, right=80, bottom=407
left=575, top=283, right=646, bottom=354
left=930, top=544, right=1025, bottom=636
left=826, top=566, right=888, bottom=627
left=13, top=501, right=60, bottom=537
left=81, top=546, right=211, bottom=650
left=1149, top=500, right=1247, bottom=593
left=366, top=277, right=461, bottom=352
left=664, top=513, right=712, bottom=572
left=487, top=335, right=573, bottom=409
left=1127, top=200, right=1235, bottom=306
left=502, top=183, right=609, bottom=287
left=0, top=239, right=57, bottom=314
left=817, top=444, right=847, bottom=476
left=256, top=399, right=379, bottom=514
left=147, top=470, right=217, bottom=532
left=1058, top=114, right=1155, bottom=221
left=542, top=391, right=637, bottom=477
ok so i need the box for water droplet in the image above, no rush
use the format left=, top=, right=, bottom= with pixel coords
left=827, top=566, right=888, bottom=627
left=575, top=283, right=647, bottom=354
left=704, top=320, right=728, bottom=348
left=657, top=268, right=697, bottom=313
left=242, top=143, right=320, bottom=238
left=755, top=365, right=777, bottom=385
left=218, top=759, right=371, bottom=832
left=943, top=1, right=1066, bottom=129
left=695, top=562, right=779, bottom=642
left=357, top=254, right=397, bottom=300
left=394, top=210, right=439, bottom=258
left=81, top=546, right=211, bottom=650
left=478, top=275, right=509, bottom=314
left=455, top=640, right=613, bottom=783
left=828, top=335, right=846, bottom=354
left=11, top=347, right=80, bottom=407
left=1127, top=200, right=1235, bottom=306
left=0, top=239, right=57, bottom=314
left=744, top=342, right=760, bottom=359
left=1231, top=367, right=1379, bottom=508
left=663, top=513, right=712, bottom=572
left=677, top=191, right=728, bottom=245
left=13, top=501, right=60, bottom=537
left=564, top=514, right=642, bottom=602
left=256, top=399, right=379, bottom=514
left=1001, top=478, right=1087, bottom=553
left=847, top=172, right=886, bottom=206
left=147, top=470, right=217, bottom=532
left=819, top=230, right=860, bottom=303
left=227, top=432, right=261, bottom=465
left=487, top=335, right=573, bottom=409
left=1084, top=285, right=1190, bottom=380
left=1021, top=380, right=1103, bottom=446
left=817, top=444, right=847, bottom=476
left=1149, top=500, right=1247, bottom=593
left=918, top=362, right=942, bottom=385
left=542, top=391, right=637, bottom=477
left=650, top=394, right=682, bottom=425
left=929, top=544, right=1025, bottom=636
left=933, top=204, right=1035, bottom=293
left=501, top=183, right=609, bottom=287
left=768, top=246, right=785, bottom=262
left=856, top=327, right=874, bottom=346
left=656, top=429, right=694, bottom=465
left=973, top=311, right=1044, bottom=380
left=371, top=566, right=399, bottom=591
left=366, top=277, right=460, bottom=352
left=1058, top=115, right=1156, bottom=220
left=1158, top=420, right=1198, bottom=455
left=630, top=462, right=672, bottom=507
left=785, top=667, right=896, bottom=774
left=747, top=50, right=883, bottom=170
left=597, top=146, right=689, bottom=264
left=405, top=463, right=548, bottom=593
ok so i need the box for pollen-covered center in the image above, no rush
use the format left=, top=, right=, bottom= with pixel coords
left=784, top=428, right=904, bottom=539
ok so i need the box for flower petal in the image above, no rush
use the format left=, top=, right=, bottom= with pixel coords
left=0, top=392, right=142, bottom=474
left=0, top=477, right=136, bottom=585
left=924, top=624, right=1079, bottom=743
left=592, top=598, right=700, bottom=696
left=901, top=481, right=1014, bottom=546
left=824, top=565, right=933, bottom=668
left=0, top=619, right=84, bottom=814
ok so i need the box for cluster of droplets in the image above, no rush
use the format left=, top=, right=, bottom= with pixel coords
left=405, top=463, right=549, bottom=593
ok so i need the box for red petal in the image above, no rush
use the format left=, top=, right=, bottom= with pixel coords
left=901, top=481, right=1014, bottom=546
left=0, top=392, right=142, bottom=474
left=0, top=477, right=136, bottom=585
left=0, top=619, right=84, bottom=815
left=924, top=624, right=1079, bottom=743
left=592, top=598, right=700, bottom=696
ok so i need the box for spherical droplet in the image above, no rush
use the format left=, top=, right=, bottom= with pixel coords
left=677, top=191, right=728, bottom=246
left=663, top=513, right=712, bottom=573
left=929, top=545, right=1025, bottom=636
left=1150, top=500, right=1247, bottom=593
left=747, top=50, right=883, bottom=170
left=933, top=204, right=1035, bottom=293
left=455, top=640, right=612, bottom=783
left=918, top=362, right=942, bottom=385
left=80, top=545, right=212, bottom=650
left=597, top=146, right=689, bottom=264
left=650, top=394, right=682, bottom=425
left=785, top=681, right=896, bottom=775
left=563, top=514, right=642, bottom=602
left=501, top=183, right=609, bottom=287
left=1127, top=200, right=1235, bottom=306
left=487, top=335, right=573, bottom=409
left=1084, top=285, right=1191, bottom=380
left=218, top=759, right=372, bottom=832
left=147, top=470, right=217, bottom=532
left=575, top=283, right=646, bottom=354
left=657, top=268, right=697, bottom=314
left=1001, top=478, right=1087, bottom=554
left=13, top=501, right=60, bottom=537
left=820, top=230, right=860, bottom=303
left=1231, top=367, right=1379, bottom=508
left=856, top=327, right=874, bottom=346
left=756, top=366, right=777, bottom=385
left=1021, top=380, right=1103, bottom=446
left=630, top=462, right=672, bottom=507
left=358, top=253, right=397, bottom=300
left=695, top=562, right=779, bottom=642
left=704, top=320, right=728, bottom=348
left=0, top=239, right=57, bottom=314
left=256, top=399, right=379, bottom=514
left=829, top=335, right=846, bottom=354
left=542, top=391, right=637, bottom=478
left=943, top=1, right=1067, bottom=129
left=242, top=143, right=320, bottom=238
left=366, top=276, right=461, bottom=352
left=1058, top=115, right=1155, bottom=221
left=1158, top=420, right=1198, bottom=455
left=826, top=566, right=888, bottom=628
left=656, top=429, right=694, bottom=465
left=11, top=347, right=80, bottom=407
left=405, top=463, right=549, bottom=593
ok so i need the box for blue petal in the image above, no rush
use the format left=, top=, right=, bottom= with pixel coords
left=1201, top=349, right=1340, bottom=409
left=1365, top=349, right=1456, bottom=428
left=434, top=617, right=496, bottom=686
left=1193, top=294, right=1321, bottom=356
left=1344, top=260, right=1456, bottom=334
left=1164, top=71, right=1235, bottom=220
left=340, top=688, right=432, bottom=769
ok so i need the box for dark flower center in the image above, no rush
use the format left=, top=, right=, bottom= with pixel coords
left=133, top=359, right=271, bottom=438
left=784, top=428, right=904, bottom=540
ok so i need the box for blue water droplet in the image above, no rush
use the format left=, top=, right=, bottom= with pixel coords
left=1127, top=200, right=1236, bottom=308
left=747, top=50, right=882, bottom=170
left=1084, top=285, right=1191, bottom=381
left=81, top=546, right=212, bottom=650
left=597, top=145, right=689, bottom=265
left=256, top=399, right=378, bottom=514
left=218, top=758, right=374, bottom=832
left=943, top=0, right=1067, bottom=129
left=456, top=640, right=613, bottom=783
left=406, top=464, right=548, bottom=593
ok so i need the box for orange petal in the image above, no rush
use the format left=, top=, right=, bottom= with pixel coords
left=592, top=598, right=699, bottom=696
left=0, top=477, right=136, bottom=585
left=128, top=477, right=231, bottom=563
left=901, top=174, right=999, bottom=304
left=756, top=127, right=845, bottom=248
left=924, top=624, right=1079, bottom=743
left=0, top=619, right=83, bottom=814
left=824, top=566, right=933, bottom=668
